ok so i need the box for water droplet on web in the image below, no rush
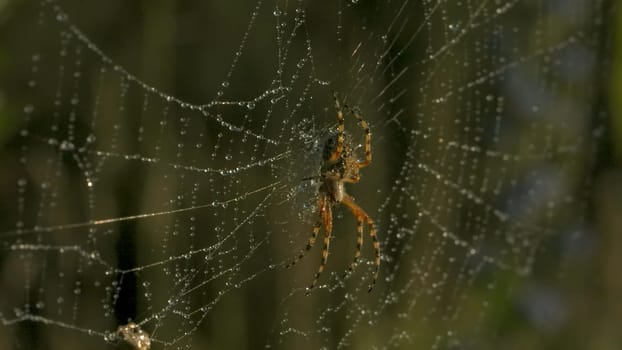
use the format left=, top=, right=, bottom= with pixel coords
left=13, top=308, right=23, bottom=317
left=221, top=81, right=229, bottom=88
left=59, top=140, right=75, bottom=151
left=103, top=332, right=113, bottom=342
left=247, top=102, right=256, bottom=110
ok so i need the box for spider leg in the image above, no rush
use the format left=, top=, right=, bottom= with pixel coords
left=307, top=203, right=333, bottom=292
left=286, top=219, right=322, bottom=269
left=343, top=215, right=364, bottom=278
left=348, top=108, right=372, bottom=168
left=287, top=194, right=326, bottom=269
left=342, top=174, right=360, bottom=184
left=327, top=92, right=345, bottom=163
left=341, top=194, right=380, bottom=292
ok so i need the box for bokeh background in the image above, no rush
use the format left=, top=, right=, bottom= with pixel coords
left=0, top=0, right=620, bottom=349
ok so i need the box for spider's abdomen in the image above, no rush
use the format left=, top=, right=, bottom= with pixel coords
left=321, top=132, right=360, bottom=183
left=322, top=132, right=354, bottom=161
left=322, top=134, right=339, bottom=161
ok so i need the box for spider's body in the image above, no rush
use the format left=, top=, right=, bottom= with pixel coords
left=320, top=133, right=358, bottom=203
left=288, top=94, right=380, bottom=293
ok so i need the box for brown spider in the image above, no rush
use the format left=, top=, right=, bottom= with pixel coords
left=287, top=93, right=380, bottom=292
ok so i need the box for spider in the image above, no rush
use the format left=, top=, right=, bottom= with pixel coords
left=287, top=93, right=380, bottom=292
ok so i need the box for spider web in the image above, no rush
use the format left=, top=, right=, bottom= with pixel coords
left=0, top=0, right=610, bottom=349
